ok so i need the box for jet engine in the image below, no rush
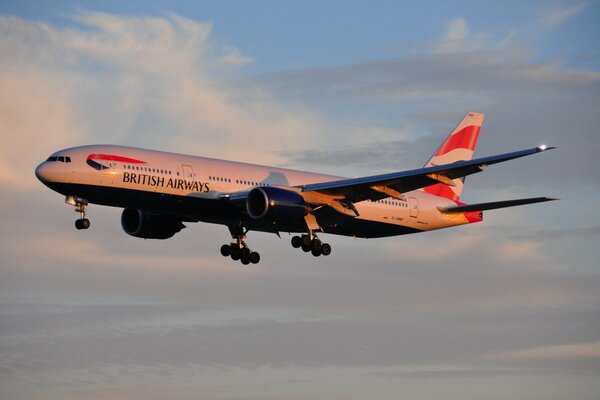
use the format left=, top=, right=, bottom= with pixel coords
left=121, top=208, right=185, bottom=239
left=246, top=187, right=308, bottom=221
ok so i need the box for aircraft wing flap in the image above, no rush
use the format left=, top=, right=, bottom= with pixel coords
left=302, top=146, right=553, bottom=202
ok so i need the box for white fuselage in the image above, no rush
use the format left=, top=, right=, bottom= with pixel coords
left=35, top=145, right=476, bottom=238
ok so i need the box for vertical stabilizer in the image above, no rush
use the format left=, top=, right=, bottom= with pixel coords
left=422, top=112, right=484, bottom=201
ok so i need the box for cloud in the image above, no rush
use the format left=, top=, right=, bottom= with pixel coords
left=219, top=45, right=254, bottom=67
left=484, top=341, right=600, bottom=361
left=539, top=2, right=588, bottom=29
left=245, top=20, right=599, bottom=186
left=435, top=17, right=488, bottom=54
left=1, top=9, right=599, bottom=400
left=0, top=12, right=325, bottom=193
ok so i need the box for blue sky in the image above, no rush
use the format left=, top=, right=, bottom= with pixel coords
left=1, top=1, right=599, bottom=400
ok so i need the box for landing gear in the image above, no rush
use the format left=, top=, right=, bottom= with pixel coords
left=220, top=225, right=261, bottom=265
left=291, top=234, right=331, bottom=257
left=66, top=195, right=90, bottom=230
left=75, top=218, right=90, bottom=230
left=220, top=241, right=260, bottom=265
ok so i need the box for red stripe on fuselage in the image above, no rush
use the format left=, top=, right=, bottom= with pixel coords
left=87, top=154, right=146, bottom=164
left=435, top=125, right=480, bottom=156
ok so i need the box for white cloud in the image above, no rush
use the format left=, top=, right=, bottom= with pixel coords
left=539, top=2, right=588, bottom=29
left=1, top=10, right=599, bottom=400
left=219, top=45, right=254, bottom=67
left=434, top=17, right=488, bottom=54
left=435, top=17, right=469, bottom=53
left=0, top=12, right=325, bottom=193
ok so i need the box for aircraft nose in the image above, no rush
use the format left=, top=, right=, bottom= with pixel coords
left=35, top=162, right=50, bottom=183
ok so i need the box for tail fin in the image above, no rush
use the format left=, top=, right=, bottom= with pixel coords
left=422, top=112, right=484, bottom=201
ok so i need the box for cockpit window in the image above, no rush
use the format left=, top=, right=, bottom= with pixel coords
left=46, top=156, right=72, bottom=163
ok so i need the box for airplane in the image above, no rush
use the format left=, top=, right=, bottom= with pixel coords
left=35, top=112, right=557, bottom=265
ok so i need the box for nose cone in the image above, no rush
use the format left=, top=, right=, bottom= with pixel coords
left=35, top=162, right=50, bottom=183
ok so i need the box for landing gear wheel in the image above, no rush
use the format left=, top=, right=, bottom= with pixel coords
left=301, top=234, right=312, bottom=248
left=241, top=247, right=251, bottom=259
left=225, top=225, right=262, bottom=264
left=311, top=248, right=321, bottom=257
left=291, top=236, right=302, bottom=248
left=301, top=243, right=311, bottom=252
left=75, top=218, right=90, bottom=230
left=320, top=243, right=331, bottom=256
left=230, top=244, right=241, bottom=261
left=220, top=244, right=231, bottom=257
left=311, top=238, right=322, bottom=252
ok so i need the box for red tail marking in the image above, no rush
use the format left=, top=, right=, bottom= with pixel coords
left=424, top=183, right=459, bottom=201
left=434, top=125, right=481, bottom=156
left=464, top=210, right=483, bottom=223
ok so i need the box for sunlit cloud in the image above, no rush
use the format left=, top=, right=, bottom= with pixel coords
left=483, top=341, right=600, bottom=361
left=1, top=6, right=599, bottom=400
left=0, top=12, right=328, bottom=193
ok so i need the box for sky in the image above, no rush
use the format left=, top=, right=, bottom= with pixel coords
left=0, top=1, right=599, bottom=399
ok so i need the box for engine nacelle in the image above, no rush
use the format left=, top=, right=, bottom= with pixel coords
left=246, top=187, right=308, bottom=221
left=121, top=208, right=185, bottom=239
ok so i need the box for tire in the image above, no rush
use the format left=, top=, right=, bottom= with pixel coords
left=241, top=247, right=251, bottom=259
left=230, top=245, right=241, bottom=260
left=291, top=236, right=302, bottom=248
left=250, top=252, right=260, bottom=264
left=220, top=244, right=231, bottom=257
left=311, top=248, right=321, bottom=257
left=75, top=219, right=90, bottom=230
left=311, top=238, right=322, bottom=252
left=301, top=243, right=311, bottom=252
left=301, top=235, right=311, bottom=247
left=241, top=256, right=251, bottom=265
left=321, top=243, right=331, bottom=256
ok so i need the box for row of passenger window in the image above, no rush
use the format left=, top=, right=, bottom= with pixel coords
left=209, top=176, right=231, bottom=183
left=208, top=175, right=271, bottom=187
left=369, top=199, right=408, bottom=208
left=124, top=164, right=175, bottom=175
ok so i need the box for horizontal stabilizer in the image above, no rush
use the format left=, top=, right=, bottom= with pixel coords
left=440, top=197, right=559, bottom=213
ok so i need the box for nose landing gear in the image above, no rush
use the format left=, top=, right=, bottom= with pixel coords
left=66, top=196, right=90, bottom=230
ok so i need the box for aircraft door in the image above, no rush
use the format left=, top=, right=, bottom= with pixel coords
left=409, top=197, right=419, bottom=218
left=182, top=164, right=195, bottom=180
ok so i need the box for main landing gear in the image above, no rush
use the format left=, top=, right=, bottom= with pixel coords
left=291, top=234, right=331, bottom=257
left=65, top=195, right=90, bottom=230
left=220, top=226, right=261, bottom=265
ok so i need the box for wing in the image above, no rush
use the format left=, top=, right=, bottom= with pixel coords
left=300, top=146, right=555, bottom=205
left=439, top=197, right=559, bottom=213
